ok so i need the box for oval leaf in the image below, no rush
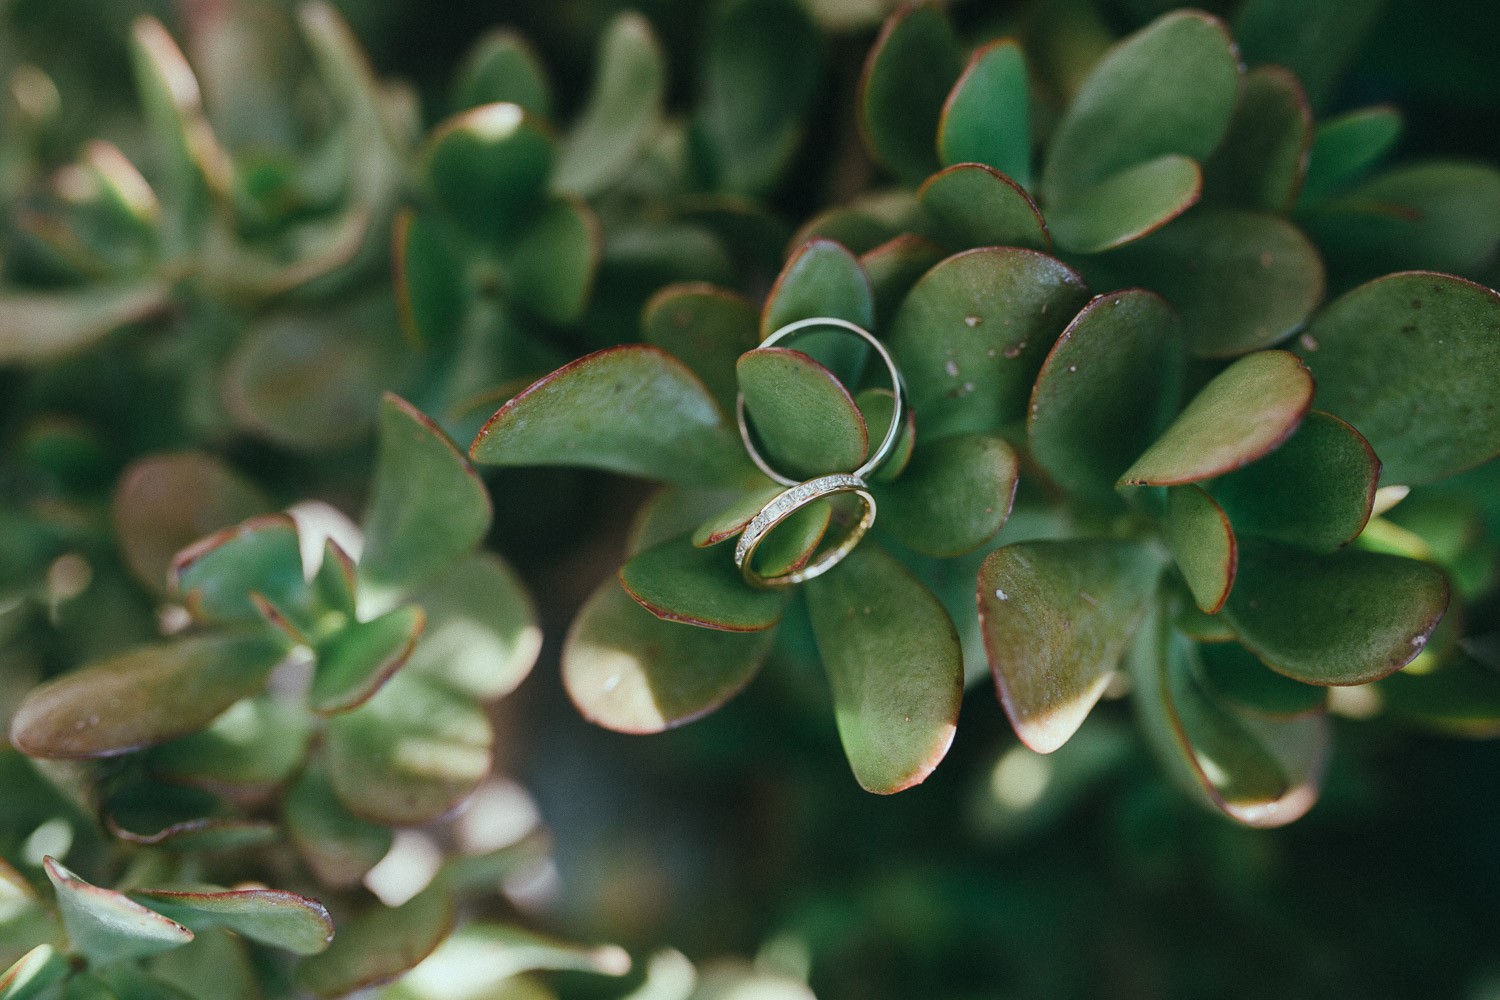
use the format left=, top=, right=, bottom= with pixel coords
left=1199, top=640, right=1327, bottom=718
left=737, top=347, right=868, bottom=480
left=858, top=2, right=962, bottom=184
left=295, top=885, right=455, bottom=999
left=422, top=103, right=553, bottom=246
left=284, top=763, right=393, bottom=889
left=0, top=285, right=172, bottom=365
left=619, top=534, right=787, bottom=632
left=147, top=695, right=312, bottom=789
left=861, top=235, right=945, bottom=331
left=1165, top=485, right=1237, bottom=614
left=452, top=30, right=551, bottom=116
left=402, top=553, right=542, bottom=701
left=876, top=433, right=1018, bottom=557
left=918, top=164, right=1049, bottom=252
left=1, top=946, right=69, bottom=1000
left=1201, top=66, right=1312, bottom=212
left=45, top=858, right=192, bottom=967
left=393, top=209, right=467, bottom=350
left=1297, top=105, right=1402, bottom=207
left=171, top=514, right=307, bottom=627
left=130, top=888, right=332, bottom=957
left=310, top=604, right=426, bottom=715
left=1047, top=154, right=1202, bottom=254
left=554, top=12, right=665, bottom=196
left=937, top=39, right=1031, bottom=187
left=759, top=239, right=876, bottom=375
left=643, top=283, right=759, bottom=414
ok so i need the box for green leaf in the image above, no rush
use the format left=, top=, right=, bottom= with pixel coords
left=747, top=500, right=832, bottom=579
left=1380, top=656, right=1500, bottom=739
left=692, top=485, right=783, bottom=547
left=1119, top=350, right=1314, bottom=486
left=393, top=209, right=467, bottom=350
left=643, top=283, right=759, bottom=414
left=1201, top=66, right=1312, bottom=212
left=918, top=164, right=1049, bottom=252
left=1233, top=0, right=1385, bottom=110
left=0, top=946, right=69, bottom=1000
left=310, top=604, right=426, bottom=715
left=888, top=247, right=1091, bottom=439
left=469, top=345, right=751, bottom=487
left=1028, top=289, right=1185, bottom=506
left=402, top=553, right=542, bottom=702
left=325, top=670, right=493, bottom=825
left=147, top=695, right=312, bottom=789
left=284, top=762, right=393, bottom=889
left=1048, top=155, right=1202, bottom=254
left=858, top=2, right=962, bottom=184
left=359, top=394, right=492, bottom=606
left=554, top=13, right=664, bottom=196
left=102, top=783, right=277, bottom=852
left=422, top=103, right=553, bottom=246
left=171, top=514, right=308, bottom=627
left=0, top=284, right=171, bottom=364
left=9, top=633, right=288, bottom=759
left=562, top=576, right=775, bottom=733
left=876, top=433, right=1017, bottom=557
left=401, top=924, right=630, bottom=996
left=1223, top=540, right=1450, bottom=685
left=1173, top=595, right=1237, bottom=642
left=806, top=543, right=962, bottom=793
left=1165, top=485, right=1237, bottom=614
left=1293, top=272, right=1500, bottom=485
left=978, top=540, right=1162, bottom=753
left=113, top=452, right=269, bottom=594
left=453, top=30, right=551, bottom=117
left=693, top=0, right=821, bottom=195
left=860, top=235, right=945, bottom=332
left=1040, top=11, right=1240, bottom=205
left=1199, top=640, right=1327, bottom=718
left=854, top=386, right=916, bottom=483
left=1100, top=210, right=1326, bottom=357
left=1207, top=410, right=1379, bottom=552
left=937, top=39, right=1031, bottom=188
left=45, top=858, right=192, bottom=967
left=1297, top=106, right=1402, bottom=207
left=619, top=534, right=787, bottom=631
left=737, top=347, right=868, bottom=480
left=129, top=889, right=331, bottom=957
left=760, top=239, right=875, bottom=349
left=147, top=928, right=259, bottom=1000
left=295, top=885, right=455, bottom=1000
left=92, top=963, right=197, bottom=1000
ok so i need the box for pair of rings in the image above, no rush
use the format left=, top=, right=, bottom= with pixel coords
left=733, top=317, right=907, bottom=589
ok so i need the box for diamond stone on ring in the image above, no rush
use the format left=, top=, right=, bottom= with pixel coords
left=733, top=473, right=876, bottom=588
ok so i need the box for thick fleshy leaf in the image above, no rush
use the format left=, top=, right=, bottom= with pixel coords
left=130, top=889, right=331, bottom=956
left=861, top=235, right=944, bottom=331
left=692, top=485, right=782, bottom=547
left=1048, top=155, right=1202, bottom=254
left=1119, top=350, right=1314, bottom=486
left=858, top=2, right=962, bottom=184
left=0, top=284, right=171, bottom=364
left=876, top=434, right=1017, bottom=557
left=285, top=763, right=393, bottom=889
left=1, top=946, right=69, bottom=1000
left=113, top=453, right=269, bottom=594
left=888, top=247, right=1090, bottom=439
left=1233, top=0, right=1385, bottom=110
left=147, top=695, right=311, bottom=789
left=806, top=544, right=962, bottom=793
left=1040, top=11, right=1239, bottom=204
left=402, top=924, right=629, bottom=997
left=619, top=534, right=787, bottom=631
left=93, top=963, right=199, bottom=1000
left=643, top=283, right=759, bottom=414
left=1199, top=640, right=1326, bottom=718
left=1223, top=540, right=1450, bottom=685
left=855, top=387, right=916, bottom=483
left=1130, top=609, right=1329, bottom=827
left=422, top=103, right=552, bottom=246
left=737, top=347, right=868, bottom=480
left=470, top=346, right=750, bottom=487
left=979, top=540, right=1162, bottom=753
left=9, top=633, right=288, bottom=759
left=759, top=239, right=875, bottom=348
left=402, top=554, right=541, bottom=701
left=1028, top=290, right=1185, bottom=506
left=553, top=13, right=664, bottom=196
left=147, top=928, right=259, bottom=1000
left=1202, top=67, right=1312, bottom=212
left=103, top=783, right=276, bottom=852
left=295, top=885, right=455, bottom=999
left=393, top=210, right=467, bottom=350
left=171, top=514, right=307, bottom=627
left=325, top=670, right=492, bottom=825
left=1380, top=656, right=1500, bottom=739
left=1297, top=106, right=1402, bottom=207
left=452, top=30, right=551, bottom=116
left=1165, top=485, right=1237, bottom=614
left=692, top=0, right=820, bottom=195
left=918, top=164, right=1049, bottom=252
left=1294, top=272, right=1500, bottom=485
left=1101, top=210, right=1326, bottom=357
left=1174, top=595, right=1238, bottom=643
left=747, top=500, right=832, bottom=579
left=310, top=605, right=426, bottom=715
left=1305, top=162, right=1500, bottom=280
left=937, top=40, right=1031, bottom=187
left=359, top=394, right=492, bottom=605
left=45, top=858, right=192, bottom=967
left=563, top=576, right=775, bottom=733
left=1208, top=410, right=1378, bottom=551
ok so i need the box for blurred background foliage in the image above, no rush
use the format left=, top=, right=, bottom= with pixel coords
left=3, top=0, right=1500, bottom=998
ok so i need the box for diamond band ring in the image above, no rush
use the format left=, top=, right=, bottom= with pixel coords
left=733, top=473, right=876, bottom=588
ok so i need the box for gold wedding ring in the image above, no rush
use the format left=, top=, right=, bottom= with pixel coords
left=733, top=473, right=876, bottom=588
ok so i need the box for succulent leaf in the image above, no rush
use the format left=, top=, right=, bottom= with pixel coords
left=401, top=553, right=541, bottom=701
left=619, top=533, right=788, bottom=631
left=284, top=762, right=394, bottom=889
left=128, top=888, right=332, bottom=956
left=737, top=347, right=868, bottom=480
left=147, top=694, right=312, bottom=789
left=554, top=12, right=665, bottom=196
left=858, top=2, right=962, bottom=184
left=1199, top=640, right=1327, bottom=718
left=918, top=164, right=1050, bottom=252
left=1165, top=485, right=1237, bottom=614
left=310, top=604, right=426, bottom=715
left=1201, top=66, right=1312, bottom=212
left=452, top=29, right=552, bottom=117
left=45, top=858, right=193, bottom=967
left=294, top=884, right=455, bottom=999
left=1048, top=154, right=1202, bottom=254
left=643, top=283, right=759, bottom=414
left=759, top=240, right=876, bottom=383
left=861, top=235, right=945, bottom=332
left=0, top=945, right=69, bottom=1000
left=0, top=284, right=171, bottom=365
left=392, top=209, right=467, bottom=350
left=422, top=103, right=553, bottom=247
left=1232, top=0, right=1385, bottom=110
left=876, top=433, right=1018, bottom=558
left=937, top=39, right=1032, bottom=188
left=1296, top=105, right=1402, bottom=207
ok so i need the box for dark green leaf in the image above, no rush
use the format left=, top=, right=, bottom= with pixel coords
left=888, top=247, right=1090, bottom=439
left=1119, top=350, right=1314, bottom=486
left=45, top=858, right=192, bottom=967
left=619, top=534, right=787, bottom=631
left=422, top=103, right=553, bottom=246
left=1199, top=640, right=1327, bottom=718
left=1223, top=540, right=1450, bottom=685
left=1165, top=485, right=1237, bottom=614
left=877, top=433, right=1017, bottom=557
left=855, top=386, right=916, bottom=483
left=0, top=285, right=171, bottom=365
left=858, top=2, right=962, bottom=184
left=403, top=553, right=541, bottom=701
left=1297, top=105, right=1402, bottom=207
left=1233, top=0, right=1385, bottom=110
left=747, top=499, right=832, bottom=579
left=937, top=40, right=1031, bottom=188
left=130, top=889, right=331, bottom=956
left=285, top=762, right=393, bottom=889
left=860, top=235, right=945, bottom=332
left=760, top=239, right=875, bottom=348
left=505, top=196, right=602, bottom=324
left=918, top=164, right=1049, bottom=252
left=310, top=604, right=426, bottom=715
left=1294, top=272, right=1500, bottom=484
left=979, top=540, right=1162, bottom=753
left=1028, top=289, right=1185, bottom=506
left=1380, top=656, right=1500, bottom=738
left=393, top=209, right=467, bottom=350
left=1048, top=155, right=1202, bottom=254
left=738, top=347, right=868, bottom=480
left=295, top=885, right=455, bottom=1000
left=147, top=695, right=312, bottom=789
left=643, top=283, right=759, bottom=414
left=1201, top=66, right=1312, bottom=212
left=554, top=13, right=664, bottom=196
left=806, top=543, right=962, bottom=792
left=172, top=514, right=308, bottom=629
left=452, top=29, right=551, bottom=116
left=103, top=783, right=276, bottom=852
left=470, top=346, right=751, bottom=487
left=562, top=576, right=775, bottom=733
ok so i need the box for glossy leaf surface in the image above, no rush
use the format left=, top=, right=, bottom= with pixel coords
left=855, top=387, right=916, bottom=483
left=620, top=534, right=787, bottom=631
left=738, top=347, right=868, bottom=480
left=918, top=164, right=1049, bottom=252
left=937, top=40, right=1031, bottom=187
left=858, top=2, right=962, bottom=184
left=554, top=13, right=664, bottom=196
left=1165, top=485, right=1237, bottom=614
left=402, top=924, right=629, bottom=997
left=45, top=859, right=192, bottom=967
left=0, top=946, right=68, bottom=1000
left=129, top=889, right=331, bottom=956
left=1048, top=155, right=1202, bottom=254
left=877, top=433, right=1017, bottom=557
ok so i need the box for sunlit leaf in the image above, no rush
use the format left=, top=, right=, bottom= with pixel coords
left=45, top=858, right=192, bottom=967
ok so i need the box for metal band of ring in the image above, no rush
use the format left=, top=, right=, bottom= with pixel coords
left=734, top=473, right=876, bottom=589
left=736, top=317, right=907, bottom=488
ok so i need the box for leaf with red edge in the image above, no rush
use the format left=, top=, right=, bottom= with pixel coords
left=642, top=283, right=759, bottom=414
left=1202, top=66, right=1312, bottom=212
left=858, top=2, right=962, bottom=184
left=45, top=858, right=193, bottom=967
left=310, top=605, right=427, bottom=715
left=919, top=164, right=1049, bottom=253
left=737, top=347, right=868, bottom=480
left=619, top=534, right=787, bottom=632
left=1165, top=485, right=1237, bottom=614
left=294, top=884, right=455, bottom=999
left=937, top=39, right=1031, bottom=187
left=130, top=888, right=332, bottom=956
